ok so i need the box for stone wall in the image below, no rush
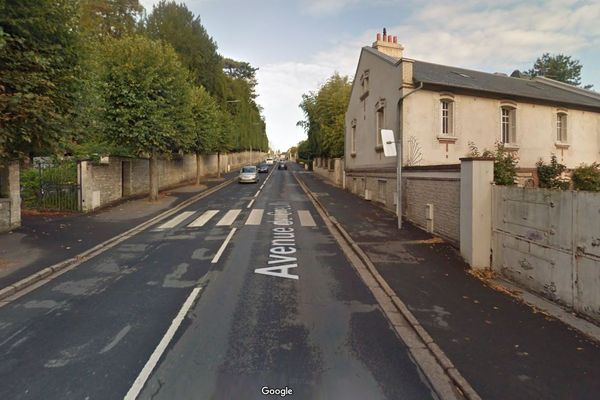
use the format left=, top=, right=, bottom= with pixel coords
left=0, top=162, right=21, bottom=232
left=80, top=151, right=263, bottom=211
left=313, top=157, right=345, bottom=187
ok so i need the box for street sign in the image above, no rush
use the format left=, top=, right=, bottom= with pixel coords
left=381, top=129, right=396, bottom=157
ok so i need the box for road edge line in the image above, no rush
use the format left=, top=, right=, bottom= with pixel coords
left=294, top=172, right=480, bottom=400
left=0, top=177, right=236, bottom=305
left=211, top=228, right=237, bottom=264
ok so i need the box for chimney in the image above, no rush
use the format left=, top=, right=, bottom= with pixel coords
left=372, top=28, right=403, bottom=59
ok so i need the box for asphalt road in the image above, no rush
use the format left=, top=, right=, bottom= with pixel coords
left=0, top=164, right=434, bottom=400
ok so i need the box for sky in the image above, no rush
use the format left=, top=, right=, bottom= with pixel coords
left=140, top=0, right=600, bottom=152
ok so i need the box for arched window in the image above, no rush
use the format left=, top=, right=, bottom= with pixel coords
left=440, top=99, right=454, bottom=135
left=556, top=112, right=568, bottom=142
left=500, top=106, right=516, bottom=144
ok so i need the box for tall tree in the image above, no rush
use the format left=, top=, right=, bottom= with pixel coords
left=98, top=35, right=194, bottom=200
left=526, top=53, right=593, bottom=89
left=189, top=86, right=220, bottom=184
left=0, top=0, right=81, bottom=160
left=144, top=1, right=225, bottom=99
left=80, top=0, right=144, bottom=39
left=297, top=73, right=351, bottom=159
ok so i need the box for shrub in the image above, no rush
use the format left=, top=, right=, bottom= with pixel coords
left=571, top=163, right=600, bottom=191
left=483, top=143, right=518, bottom=186
left=537, top=155, right=569, bottom=190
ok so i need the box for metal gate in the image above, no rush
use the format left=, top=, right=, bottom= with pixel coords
left=24, top=158, right=81, bottom=211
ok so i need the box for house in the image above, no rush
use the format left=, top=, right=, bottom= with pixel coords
left=345, top=30, right=600, bottom=205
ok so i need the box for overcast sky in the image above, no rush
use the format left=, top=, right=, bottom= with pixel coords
left=140, top=0, right=600, bottom=151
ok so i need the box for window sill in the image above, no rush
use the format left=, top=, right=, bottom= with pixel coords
left=374, top=144, right=384, bottom=153
left=350, top=152, right=357, bottom=158
left=360, top=91, right=369, bottom=101
left=437, top=135, right=458, bottom=143
left=503, top=143, right=520, bottom=151
left=554, top=141, right=570, bottom=149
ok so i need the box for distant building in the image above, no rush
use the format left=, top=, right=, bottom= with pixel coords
left=345, top=30, right=600, bottom=189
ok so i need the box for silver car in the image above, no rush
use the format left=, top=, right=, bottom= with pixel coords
left=238, top=166, right=259, bottom=183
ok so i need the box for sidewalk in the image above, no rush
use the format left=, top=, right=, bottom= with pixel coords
left=0, top=173, right=235, bottom=289
left=297, top=172, right=600, bottom=400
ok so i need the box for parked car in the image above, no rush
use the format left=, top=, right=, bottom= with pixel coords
left=238, top=166, right=259, bottom=183
left=278, top=161, right=287, bottom=170
left=257, top=163, right=269, bottom=173
left=265, top=157, right=275, bottom=165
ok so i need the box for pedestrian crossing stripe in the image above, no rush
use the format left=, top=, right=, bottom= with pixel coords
left=154, top=208, right=318, bottom=231
left=188, top=210, right=219, bottom=227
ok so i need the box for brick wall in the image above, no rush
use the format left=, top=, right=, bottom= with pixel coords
left=313, top=157, right=344, bottom=187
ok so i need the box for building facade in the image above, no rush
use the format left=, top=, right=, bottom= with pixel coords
left=345, top=32, right=600, bottom=215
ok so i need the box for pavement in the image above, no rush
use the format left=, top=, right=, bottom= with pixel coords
left=296, top=171, right=600, bottom=400
left=0, top=173, right=237, bottom=288
left=0, top=164, right=435, bottom=399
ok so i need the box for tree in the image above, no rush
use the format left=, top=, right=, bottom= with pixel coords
left=97, top=35, right=194, bottom=200
left=297, top=73, right=352, bottom=159
left=0, top=0, right=80, bottom=160
left=189, top=86, right=220, bottom=184
left=144, top=1, right=225, bottom=99
left=80, top=0, right=144, bottom=39
left=526, top=53, right=593, bottom=89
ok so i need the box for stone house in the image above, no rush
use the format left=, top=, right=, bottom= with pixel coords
left=345, top=31, right=600, bottom=212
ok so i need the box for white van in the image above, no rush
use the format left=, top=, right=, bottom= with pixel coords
left=265, top=157, right=274, bottom=165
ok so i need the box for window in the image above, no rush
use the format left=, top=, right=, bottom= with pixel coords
left=557, top=112, right=567, bottom=142
left=376, top=106, right=384, bottom=146
left=440, top=100, right=453, bottom=135
left=500, top=106, right=516, bottom=144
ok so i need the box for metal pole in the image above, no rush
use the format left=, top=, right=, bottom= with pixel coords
left=396, top=140, right=402, bottom=229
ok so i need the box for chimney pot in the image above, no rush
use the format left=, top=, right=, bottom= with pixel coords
left=388, top=35, right=393, bottom=42
left=393, top=36, right=398, bottom=43
left=377, top=33, right=381, bottom=41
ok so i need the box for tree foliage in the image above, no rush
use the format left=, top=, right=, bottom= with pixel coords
left=97, top=35, right=194, bottom=156
left=80, top=0, right=144, bottom=39
left=297, top=73, right=351, bottom=159
left=0, top=0, right=80, bottom=160
left=572, top=163, right=600, bottom=192
left=536, top=155, right=569, bottom=190
left=526, top=53, right=593, bottom=89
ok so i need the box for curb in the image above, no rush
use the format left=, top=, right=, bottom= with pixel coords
left=0, top=177, right=236, bottom=305
left=294, top=172, right=481, bottom=400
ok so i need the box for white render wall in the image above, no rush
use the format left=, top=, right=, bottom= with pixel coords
left=403, top=89, right=600, bottom=168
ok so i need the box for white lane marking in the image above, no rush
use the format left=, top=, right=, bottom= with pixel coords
left=155, top=211, right=195, bottom=230
left=216, top=209, right=241, bottom=226
left=246, top=209, right=264, bottom=225
left=188, top=210, right=219, bottom=228
left=211, top=228, right=237, bottom=263
left=246, top=199, right=255, bottom=209
left=254, top=190, right=261, bottom=198
left=298, top=210, right=316, bottom=227
left=124, top=287, right=202, bottom=400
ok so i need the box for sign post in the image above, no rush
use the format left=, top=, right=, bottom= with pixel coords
left=381, top=129, right=402, bottom=229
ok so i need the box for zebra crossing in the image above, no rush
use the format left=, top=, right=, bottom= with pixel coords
left=153, top=208, right=317, bottom=231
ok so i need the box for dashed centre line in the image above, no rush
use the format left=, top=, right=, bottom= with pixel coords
left=211, top=228, right=237, bottom=263
left=298, top=210, right=316, bottom=227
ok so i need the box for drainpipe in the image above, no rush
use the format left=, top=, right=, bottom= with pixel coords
left=396, top=81, right=424, bottom=229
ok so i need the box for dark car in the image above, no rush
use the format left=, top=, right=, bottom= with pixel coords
left=278, top=161, right=287, bottom=170
left=257, top=164, right=269, bottom=173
